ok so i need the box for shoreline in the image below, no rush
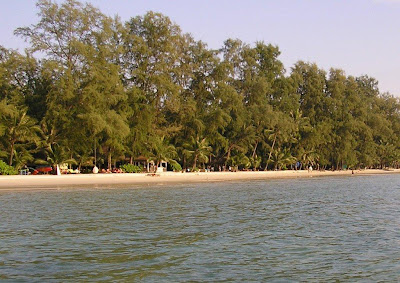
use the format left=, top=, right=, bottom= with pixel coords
left=1, top=169, right=400, bottom=191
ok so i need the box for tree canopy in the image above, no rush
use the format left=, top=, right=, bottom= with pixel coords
left=1, top=0, right=400, bottom=172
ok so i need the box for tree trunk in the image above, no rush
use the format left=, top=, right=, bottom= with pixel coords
left=225, top=145, right=233, bottom=169
left=252, top=141, right=259, bottom=170
left=94, top=138, right=97, bottom=167
left=192, top=154, right=198, bottom=171
left=9, top=140, right=15, bottom=166
left=265, top=133, right=277, bottom=171
left=252, top=141, right=259, bottom=159
left=108, top=151, right=112, bottom=170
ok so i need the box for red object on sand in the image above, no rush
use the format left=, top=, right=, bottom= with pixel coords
left=33, top=167, right=52, bottom=174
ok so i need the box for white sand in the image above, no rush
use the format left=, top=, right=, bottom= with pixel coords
left=0, top=169, right=399, bottom=190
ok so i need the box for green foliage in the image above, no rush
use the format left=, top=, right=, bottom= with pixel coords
left=120, top=164, right=142, bottom=173
left=231, top=153, right=251, bottom=169
left=170, top=161, right=182, bottom=172
left=0, top=101, right=40, bottom=167
left=183, top=137, right=212, bottom=170
left=0, top=160, right=17, bottom=175
left=270, top=148, right=296, bottom=170
left=0, top=0, right=398, bottom=172
left=148, top=136, right=178, bottom=168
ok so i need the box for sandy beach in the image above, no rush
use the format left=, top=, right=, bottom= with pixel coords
left=1, top=169, right=399, bottom=190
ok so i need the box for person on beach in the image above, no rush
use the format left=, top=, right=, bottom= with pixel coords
left=308, top=165, right=313, bottom=173
left=93, top=166, right=99, bottom=174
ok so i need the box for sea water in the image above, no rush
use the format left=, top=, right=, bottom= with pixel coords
left=0, top=175, right=399, bottom=281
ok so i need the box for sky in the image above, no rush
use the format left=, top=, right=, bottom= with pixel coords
left=1, top=0, right=400, bottom=95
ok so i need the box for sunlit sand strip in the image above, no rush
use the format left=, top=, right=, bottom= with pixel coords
left=1, top=169, right=400, bottom=191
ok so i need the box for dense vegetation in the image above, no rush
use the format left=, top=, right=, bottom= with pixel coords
left=1, top=0, right=400, bottom=173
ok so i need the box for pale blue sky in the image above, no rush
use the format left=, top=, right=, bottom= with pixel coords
left=1, top=0, right=400, bottom=95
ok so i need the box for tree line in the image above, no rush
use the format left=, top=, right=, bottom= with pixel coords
left=1, top=0, right=400, bottom=173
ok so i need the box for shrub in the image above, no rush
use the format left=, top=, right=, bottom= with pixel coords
left=120, top=164, right=142, bottom=173
left=170, top=161, right=182, bottom=172
left=0, top=160, right=18, bottom=175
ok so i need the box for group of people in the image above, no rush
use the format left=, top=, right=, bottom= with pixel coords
left=92, top=166, right=123, bottom=174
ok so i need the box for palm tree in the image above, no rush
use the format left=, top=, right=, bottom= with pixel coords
left=249, top=155, right=261, bottom=171
left=231, top=153, right=250, bottom=170
left=223, top=124, right=253, bottom=169
left=300, top=149, right=319, bottom=170
left=12, top=145, right=34, bottom=170
left=183, top=136, right=212, bottom=170
left=270, top=148, right=296, bottom=170
left=264, top=112, right=298, bottom=170
left=1, top=106, right=40, bottom=166
left=149, top=136, right=178, bottom=170
left=36, top=143, right=77, bottom=172
left=264, top=126, right=279, bottom=170
left=34, top=121, right=76, bottom=171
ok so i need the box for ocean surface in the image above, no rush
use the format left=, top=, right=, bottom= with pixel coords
left=1, top=175, right=399, bottom=281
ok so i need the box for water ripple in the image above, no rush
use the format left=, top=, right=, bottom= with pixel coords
left=1, top=175, right=400, bottom=281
